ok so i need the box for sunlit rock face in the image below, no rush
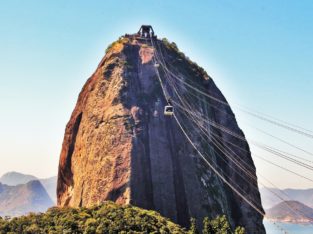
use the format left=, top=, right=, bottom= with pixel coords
left=57, top=35, right=265, bottom=233
left=139, top=46, right=154, bottom=64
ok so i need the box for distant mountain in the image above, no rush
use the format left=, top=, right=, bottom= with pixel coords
left=0, top=171, right=37, bottom=186
left=266, top=200, right=313, bottom=223
left=0, top=172, right=57, bottom=204
left=0, top=180, right=54, bottom=217
left=260, top=187, right=313, bottom=209
left=40, top=176, right=57, bottom=203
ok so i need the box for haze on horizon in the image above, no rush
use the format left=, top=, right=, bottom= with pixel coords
left=0, top=0, right=312, bottom=189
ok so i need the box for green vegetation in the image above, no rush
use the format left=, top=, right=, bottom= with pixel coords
left=0, top=202, right=245, bottom=234
left=105, top=41, right=119, bottom=54
left=0, top=202, right=184, bottom=234
left=105, top=37, right=129, bottom=54
left=198, top=215, right=245, bottom=234
left=161, top=37, right=209, bottom=80
left=201, top=215, right=230, bottom=234
left=188, top=217, right=198, bottom=234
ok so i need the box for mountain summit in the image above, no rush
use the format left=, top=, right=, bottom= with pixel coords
left=57, top=26, right=265, bottom=233
left=0, top=171, right=37, bottom=186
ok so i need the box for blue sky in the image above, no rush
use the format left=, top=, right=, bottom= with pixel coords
left=0, top=0, right=312, bottom=188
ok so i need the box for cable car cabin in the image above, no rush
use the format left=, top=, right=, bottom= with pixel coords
left=164, top=105, right=174, bottom=116
left=154, top=63, right=160, bottom=68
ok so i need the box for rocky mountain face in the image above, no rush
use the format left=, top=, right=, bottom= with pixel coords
left=0, top=180, right=54, bottom=216
left=57, top=34, right=265, bottom=232
left=266, top=200, right=313, bottom=223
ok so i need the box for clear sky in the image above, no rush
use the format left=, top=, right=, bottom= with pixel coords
left=0, top=0, right=312, bottom=189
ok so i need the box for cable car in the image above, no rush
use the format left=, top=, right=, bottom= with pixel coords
left=164, top=105, right=174, bottom=116
left=154, top=63, right=160, bottom=68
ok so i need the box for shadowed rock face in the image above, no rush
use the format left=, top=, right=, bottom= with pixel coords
left=57, top=36, right=265, bottom=233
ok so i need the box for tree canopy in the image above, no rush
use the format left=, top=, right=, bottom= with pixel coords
left=0, top=202, right=244, bottom=234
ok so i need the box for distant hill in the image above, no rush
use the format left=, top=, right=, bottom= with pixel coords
left=266, top=200, right=313, bottom=223
left=39, top=176, right=57, bottom=203
left=0, top=180, right=54, bottom=217
left=260, top=187, right=313, bottom=209
left=0, top=172, right=37, bottom=186
left=0, top=172, right=57, bottom=204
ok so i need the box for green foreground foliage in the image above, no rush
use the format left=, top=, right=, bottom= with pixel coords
left=199, top=216, right=245, bottom=234
left=0, top=202, right=244, bottom=234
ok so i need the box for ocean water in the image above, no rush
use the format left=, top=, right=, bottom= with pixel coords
left=264, top=220, right=313, bottom=234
